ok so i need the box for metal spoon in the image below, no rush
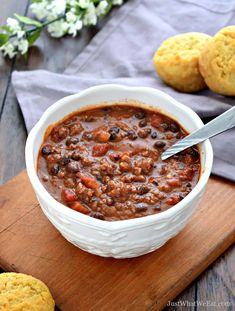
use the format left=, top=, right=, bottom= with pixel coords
left=161, top=106, right=235, bottom=160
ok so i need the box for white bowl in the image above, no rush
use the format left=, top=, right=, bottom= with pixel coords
left=25, top=84, right=213, bottom=258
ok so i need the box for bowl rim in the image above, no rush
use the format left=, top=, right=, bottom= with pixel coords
left=25, top=84, right=213, bottom=230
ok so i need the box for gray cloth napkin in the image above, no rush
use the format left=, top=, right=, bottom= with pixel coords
left=12, top=0, right=235, bottom=181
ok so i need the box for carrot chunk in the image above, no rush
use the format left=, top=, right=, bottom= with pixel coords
left=80, top=175, right=99, bottom=189
left=151, top=114, right=163, bottom=128
left=61, top=189, right=77, bottom=202
left=69, top=201, right=89, bottom=214
left=92, top=144, right=109, bottom=156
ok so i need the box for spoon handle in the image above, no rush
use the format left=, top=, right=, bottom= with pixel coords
left=161, top=106, right=235, bottom=160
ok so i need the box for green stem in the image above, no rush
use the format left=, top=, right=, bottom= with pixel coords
left=9, top=15, right=65, bottom=39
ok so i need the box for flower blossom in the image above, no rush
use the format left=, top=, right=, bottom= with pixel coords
left=67, top=20, right=83, bottom=37
left=78, top=0, right=91, bottom=9
left=113, top=0, right=123, bottom=5
left=47, top=0, right=66, bottom=19
left=6, top=18, right=26, bottom=39
left=30, top=0, right=49, bottom=20
left=83, top=3, right=97, bottom=26
left=0, top=42, right=17, bottom=58
left=96, top=1, right=109, bottom=17
left=0, top=0, right=125, bottom=59
left=48, top=20, right=68, bottom=37
left=17, top=39, right=29, bottom=54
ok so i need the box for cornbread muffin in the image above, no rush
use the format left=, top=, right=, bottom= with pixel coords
left=153, top=32, right=211, bottom=92
left=0, top=273, right=55, bottom=311
left=199, top=26, right=235, bottom=96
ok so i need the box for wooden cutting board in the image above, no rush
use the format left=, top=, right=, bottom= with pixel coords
left=0, top=171, right=234, bottom=311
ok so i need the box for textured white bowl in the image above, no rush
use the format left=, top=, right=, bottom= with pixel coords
left=25, top=85, right=213, bottom=258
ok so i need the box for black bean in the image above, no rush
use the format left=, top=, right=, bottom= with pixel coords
left=138, top=119, right=147, bottom=127
left=50, top=164, right=60, bottom=175
left=84, top=116, right=96, bottom=122
left=96, top=175, right=103, bottom=181
left=66, top=137, right=79, bottom=146
left=41, top=145, right=52, bottom=156
left=90, top=212, right=105, bottom=220
left=109, top=127, right=120, bottom=141
left=135, top=203, right=148, bottom=212
left=82, top=132, right=93, bottom=141
left=113, top=154, right=121, bottom=161
left=66, top=161, right=80, bottom=173
left=188, top=147, right=199, bottom=160
left=176, top=132, right=182, bottom=139
left=135, top=110, right=146, bottom=119
left=103, top=107, right=112, bottom=113
left=60, top=155, right=71, bottom=166
left=109, top=132, right=117, bottom=141
left=138, top=185, right=150, bottom=195
left=179, top=194, right=184, bottom=200
left=152, top=180, right=159, bottom=186
left=159, top=123, right=169, bottom=131
left=109, top=126, right=120, bottom=134
left=151, top=132, right=158, bottom=139
left=106, top=197, right=115, bottom=206
left=153, top=141, right=166, bottom=149
left=169, top=122, right=179, bottom=133
left=90, top=197, right=99, bottom=202
left=153, top=205, right=161, bottom=211
left=127, top=130, right=137, bottom=140
left=71, top=150, right=81, bottom=161
left=186, top=183, right=192, bottom=187
left=42, top=175, right=49, bottom=182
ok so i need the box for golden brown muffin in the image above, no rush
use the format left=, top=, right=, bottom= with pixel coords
left=0, top=273, right=55, bottom=311
left=199, top=26, right=235, bottom=96
left=153, top=32, right=211, bottom=92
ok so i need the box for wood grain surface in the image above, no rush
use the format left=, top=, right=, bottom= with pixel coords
left=0, top=171, right=234, bottom=311
left=0, top=1, right=234, bottom=310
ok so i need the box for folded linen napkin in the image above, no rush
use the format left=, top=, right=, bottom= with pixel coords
left=12, top=0, right=235, bottom=181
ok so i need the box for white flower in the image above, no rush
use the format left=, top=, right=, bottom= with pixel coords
left=67, top=20, right=83, bottom=36
left=30, top=1, right=49, bottom=20
left=48, top=0, right=66, bottom=16
left=17, top=30, right=25, bottom=39
left=96, top=1, right=108, bottom=16
left=47, top=20, right=68, bottom=37
left=6, top=17, right=23, bottom=35
left=113, top=0, right=123, bottom=5
left=7, top=18, right=20, bottom=30
left=46, top=12, right=58, bottom=21
left=0, top=42, right=17, bottom=58
left=6, top=17, right=26, bottom=39
left=66, top=12, right=77, bottom=23
left=83, top=3, right=97, bottom=26
left=17, top=39, right=29, bottom=54
left=67, top=0, right=78, bottom=6
left=78, top=0, right=91, bottom=9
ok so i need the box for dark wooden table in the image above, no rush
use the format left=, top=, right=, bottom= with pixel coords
left=0, top=1, right=234, bottom=310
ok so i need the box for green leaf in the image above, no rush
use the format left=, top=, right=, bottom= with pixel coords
left=2, top=25, right=12, bottom=33
left=27, top=29, right=41, bottom=47
left=14, top=14, right=42, bottom=27
left=0, top=33, right=9, bottom=47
